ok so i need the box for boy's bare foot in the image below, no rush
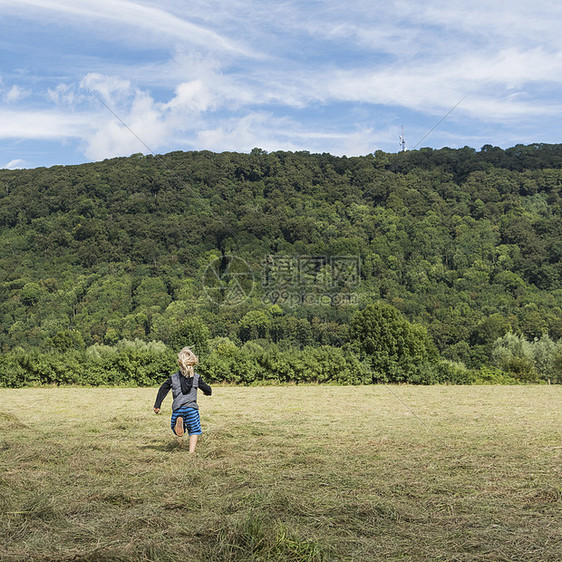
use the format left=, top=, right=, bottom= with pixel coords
left=175, top=417, right=184, bottom=437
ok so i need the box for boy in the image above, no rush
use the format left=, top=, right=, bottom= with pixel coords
left=153, top=347, right=212, bottom=453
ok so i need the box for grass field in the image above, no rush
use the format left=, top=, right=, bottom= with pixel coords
left=1, top=385, right=561, bottom=561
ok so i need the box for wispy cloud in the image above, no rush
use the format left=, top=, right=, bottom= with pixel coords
left=405, top=0, right=562, bottom=48
left=1, top=0, right=562, bottom=166
left=3, top=85, right=31, bottom=103
left=1, top=0, right=253, bottom=55
left=316, top=48, right=562, bottom=120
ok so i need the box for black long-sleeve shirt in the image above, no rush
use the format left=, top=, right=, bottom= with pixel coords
left=154, top=373, right=212, bottom=409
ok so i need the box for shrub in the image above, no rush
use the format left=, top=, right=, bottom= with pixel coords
left=492, top=332, right=558, bottom=382
left=473, top=366, right=520, bottom=385
left=0, top=334, right=545, bottom=388
left=85, top=339, right=175, bottom=386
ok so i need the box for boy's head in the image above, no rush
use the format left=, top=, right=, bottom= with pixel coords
left=178, top=347, right=198, bottom=377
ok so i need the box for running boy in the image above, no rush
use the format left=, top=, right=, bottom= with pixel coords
left=153, top=347, right=212, bottom=453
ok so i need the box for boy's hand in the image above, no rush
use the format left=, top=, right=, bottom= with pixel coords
left=154, top=407, right=160, bottom=414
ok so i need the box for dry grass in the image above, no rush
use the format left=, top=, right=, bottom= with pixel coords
left=1, top=385, right=561, bottom=561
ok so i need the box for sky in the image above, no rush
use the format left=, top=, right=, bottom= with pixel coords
left=1, top=0, right=562, bottom=169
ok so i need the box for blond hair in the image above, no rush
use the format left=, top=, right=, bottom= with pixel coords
left=178, top=347, right=198, bottom=377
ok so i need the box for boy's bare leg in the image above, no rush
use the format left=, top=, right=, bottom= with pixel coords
left=189, top=434, right=198, bottom=453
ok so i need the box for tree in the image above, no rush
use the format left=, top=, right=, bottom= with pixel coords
left=167, top=318, right=210, bottom=356
left=49, top=329, right=85, bottom=352
left=238, top=310, right=272, bottom=342
left=133, top=277, right=171, bottom=311
left=492, top=332, right=561, bottom=383
left=350, top=302, right=439, bottom=382
left=20, top=283, right=43, bottom=307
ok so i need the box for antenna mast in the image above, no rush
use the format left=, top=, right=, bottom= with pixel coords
left=399, top=126, right=406, bottom=152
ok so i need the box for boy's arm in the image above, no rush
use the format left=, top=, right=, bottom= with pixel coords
left=154, top=378, right=172, bottom=412
left=198, top=376, right=212, bottom=396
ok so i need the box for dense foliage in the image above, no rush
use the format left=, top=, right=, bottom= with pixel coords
left=1, top=143, right=561, bottom=385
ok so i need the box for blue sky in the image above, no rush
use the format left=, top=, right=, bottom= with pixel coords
left=1, top=0, right=562, bottom=169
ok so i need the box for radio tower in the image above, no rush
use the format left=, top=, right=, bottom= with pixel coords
left=399, top=126, right=406, bottom=152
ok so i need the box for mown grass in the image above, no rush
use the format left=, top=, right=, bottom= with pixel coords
left=0, top=385, right=561, bottom=561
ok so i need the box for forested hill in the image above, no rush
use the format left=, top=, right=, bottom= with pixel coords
left=0, top=143, right=561, bottom=378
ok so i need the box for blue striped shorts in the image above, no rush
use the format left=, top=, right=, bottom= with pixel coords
left=170, top=407, right=202, bottom=436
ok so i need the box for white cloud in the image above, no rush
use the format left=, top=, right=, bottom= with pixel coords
left=447, top=48, right=562, bottom=88
left=82, top=119, right=152, bottom=160
left=2, top=159, right=28, bottom=169
left=165, top=80, right=215, bottom=114
left=305, top=46, right=562, bottom=123
left=78, top=74, right=216, bottom=159
left=82, top=100, right=164, bottom=159
left=4, top=85, right=30, bottom=103
left=194, top=112, right=392, bottom=156
left=47, top=83, right=85, bottom=106
left=1, top=0, right=253, bottom=56
left=0, top=109, right=86, bottom=139
left=196, top=113, right=273, bottom=152
left=72, top=67, right=271, bottom=159
left=80, top=74, right=133, bottom=105
left=403, top=0, right=562, bottom=48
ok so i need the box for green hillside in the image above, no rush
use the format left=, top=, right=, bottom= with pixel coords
left=1, top=144, right=561, bottom=384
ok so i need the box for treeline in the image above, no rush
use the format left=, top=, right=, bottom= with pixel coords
left=2, top=304, right=560, bottom=388
left=0, top=144, right=561, bottom=384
